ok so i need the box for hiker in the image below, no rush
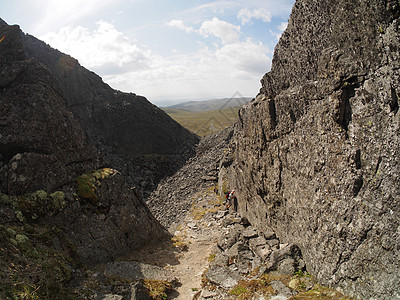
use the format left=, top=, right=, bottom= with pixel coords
left=224, top=191, right=231, bottom=208
left=223, top=190, right=235, bottom=209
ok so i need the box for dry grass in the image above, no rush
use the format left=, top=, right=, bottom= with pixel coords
left=163, top=107, right=240, bottom=137
left=143, top=279, right=173, bottom=300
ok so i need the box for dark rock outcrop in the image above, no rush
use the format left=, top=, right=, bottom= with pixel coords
left=21, top=32, right=199, bottom=195
left=0, top=23, right=101, bottom=195
left=0, top=21, right=169, bottom=269
left=228, top=1, right=400, bottom=299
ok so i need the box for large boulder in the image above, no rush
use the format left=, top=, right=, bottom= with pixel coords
left=229, top=1, right=400, bottom=299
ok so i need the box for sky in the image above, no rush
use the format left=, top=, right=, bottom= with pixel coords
left=0, top=0, right=295, bottom=106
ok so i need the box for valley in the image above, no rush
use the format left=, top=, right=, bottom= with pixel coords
left=1, top=0, right=399, bottom=299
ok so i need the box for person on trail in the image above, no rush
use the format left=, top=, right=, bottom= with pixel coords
left=224, top=191, right=231, bottom=208
left=224, top=190, right=235, bottom=209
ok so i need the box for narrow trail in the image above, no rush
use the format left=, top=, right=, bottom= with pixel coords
left=166, top=189, right=224, bottom=299
left=136, top=187, right=225, bottom=299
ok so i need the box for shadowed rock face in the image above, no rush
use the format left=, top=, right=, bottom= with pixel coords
left=0, top=22, right=169, bottom=266
left=0, top=24, right=102, bottom=195
left=229, top=0, right=400, bottom=299
left=20, top=32, right=199, bottom=194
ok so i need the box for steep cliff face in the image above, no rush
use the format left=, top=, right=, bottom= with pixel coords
left=0, top=24, right=101, bottom=195
left=21, top=33, right=199, bottom=194
left=229, top=0, right=400, bottom=299
left=0, top=22, right=169, bottom=271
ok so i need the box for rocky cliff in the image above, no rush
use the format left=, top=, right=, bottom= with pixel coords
left=0, top=21, right=170, bottom=297
left=0, top=24, right=101, bottom=196
left=227, top=0, right=400, bottom=299
left=21, top=33, right=199, bottom=195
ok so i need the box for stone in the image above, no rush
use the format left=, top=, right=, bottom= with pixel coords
left=288, top=278, right=301, bottom=290
left=200, top=289, right=218, bottom=298
left=217, top=224, right=244, bottom=251
left=187, top=222, right=198, bottom=230
left=130, top=281, right=152, bottom=300
left=53, top=173, right=170, bottom=266
left=105, top=261, right=177, bottom=283
left=270, top=281, right=293, bottom=298
left=204, top=264, right=242, bottom=289
left=266, top=244, right=302, bottom=272
left=270, top=296, right=288, bottom=300
left=263, top=230, right=276, bottom=240
left=253, top=246, right=271, bottom=261
left=214, top=210, right=227, bottom=219
left=267, top=239, right=280, bottom=248
left=249, top=236, right=268, bottom=249
left=278, top=258, right=296, bottom=275
left=243, top=226, right=258, bottom=238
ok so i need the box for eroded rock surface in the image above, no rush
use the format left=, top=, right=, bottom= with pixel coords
left=228, top=1, right=400, bottom=299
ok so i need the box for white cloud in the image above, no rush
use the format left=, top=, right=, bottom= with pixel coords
left=30, top=0, right=123, bottom=35
left=40, top=21, right=153, bottom=75
left=37, top=10, right=274, bottom=103
left=198, top=17, right=240, bottom=44
left=279, top=21, right=288, bottom=32
left=103, top=39, right=272, bottom=102
left=269, top=21, right=289, bottom=40
left=166, top=20, right=194, bottom=33
left=215, top=39, right=271, bottom=75
left=237, top=8, right=272, bottom=25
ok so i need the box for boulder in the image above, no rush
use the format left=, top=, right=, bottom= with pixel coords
left=243, top=226, right=258, bottom=238
left=105, top=261, right=176, bottom=283
left=204, top=264, right=242, bottom=289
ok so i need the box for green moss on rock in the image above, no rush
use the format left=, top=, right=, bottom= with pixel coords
left=50, top=191, right=66, bottom=212
left=75, top=168, right=115, bottom=205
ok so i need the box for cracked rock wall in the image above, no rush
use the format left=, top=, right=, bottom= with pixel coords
left=229, top=0, right=400, bottom=299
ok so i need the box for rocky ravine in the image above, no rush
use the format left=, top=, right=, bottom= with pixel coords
left=148, top=0, right=400, bottom=299
left=225, top=0, right=400, bottom=299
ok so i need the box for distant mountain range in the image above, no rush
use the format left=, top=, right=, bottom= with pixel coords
left=162, top=97, right=252, bottom=112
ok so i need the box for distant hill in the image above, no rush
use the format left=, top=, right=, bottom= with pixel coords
left=162, top=106, right=241, bottom=137
left=163, top=97, right=251, bottom=112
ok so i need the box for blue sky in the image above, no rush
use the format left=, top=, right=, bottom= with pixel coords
left=1, top=0, right=295, bottom=105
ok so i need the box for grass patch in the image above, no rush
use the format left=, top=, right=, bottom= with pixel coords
left=291, top=284, right=354, bottom=300
left=208, top=253, right=216, bottom=262
left=143, top=279, right=172, bottom=300
left=163, top=106, right=240, bottom=136
left=0, top=224, right=78, bottom=300
left=171, top=231, right=188, bottom=251
left=229, top=279, right=275, bottom=299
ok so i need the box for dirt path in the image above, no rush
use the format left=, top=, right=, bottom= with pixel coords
left=166, top=189, right=225, bottom=299
left=129, top=188, right=225, bottom=299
